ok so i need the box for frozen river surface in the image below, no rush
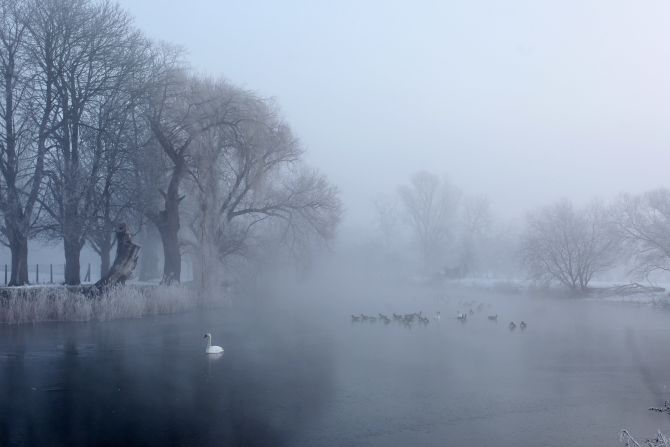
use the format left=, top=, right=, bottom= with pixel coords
left=1, top=279, right=670, bottom=446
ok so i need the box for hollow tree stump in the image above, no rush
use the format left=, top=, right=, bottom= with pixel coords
left=93, top=223, right=141, bottom=292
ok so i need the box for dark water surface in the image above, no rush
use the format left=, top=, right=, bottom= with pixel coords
left=2, top=278, right=670, bottom=446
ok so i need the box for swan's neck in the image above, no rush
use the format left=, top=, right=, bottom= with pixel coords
left=206, top=337, right=211, bottom=348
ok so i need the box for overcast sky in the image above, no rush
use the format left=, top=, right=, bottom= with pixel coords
left=117, top=0, right=670, bottom=226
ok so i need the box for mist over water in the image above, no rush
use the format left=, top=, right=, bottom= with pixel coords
left=3, top=0, right=670, bottom=445
left=2, top=261, right=670, bottom=446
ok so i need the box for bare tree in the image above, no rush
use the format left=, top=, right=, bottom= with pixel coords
left=143, top=67, right=214, bottom=284
left=86, top=105, right=146, bottom=278
left=182, top=82, right=341, bottom=288
left=522, top=199, right=617, bottom=292
left=398, top=171, right=460, bottom=272
left=33, top=0, right=147, bottom=284
left=84, top=45, right=152, bottom=278
left=0, top=0, right=58, bottom=285
left=613, top=188, right=670, bottom=280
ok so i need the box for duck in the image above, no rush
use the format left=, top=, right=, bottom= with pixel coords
left=351, top=314, right=361, bottom=322
left=435, top=311, right=441, bottom=320
left=519, top=321, right=527, bottom=330
left=457, top=313, right=467, bottom=321
left=508, top=322, right=516, bottom=330
left=203, top=333, right=224, bottom=354
left=488, top=315, right=498, bottom=321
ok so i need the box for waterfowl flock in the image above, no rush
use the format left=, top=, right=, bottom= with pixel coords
left=351, top=299, right=529, bottom=333
left=352, top=311, right=433, bottom=327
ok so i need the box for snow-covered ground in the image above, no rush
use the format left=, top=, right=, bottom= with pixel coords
left=413, top=275, right=670, bottom=306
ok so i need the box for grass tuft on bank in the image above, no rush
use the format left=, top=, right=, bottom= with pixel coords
left=0, top=285, right=196, bottom=324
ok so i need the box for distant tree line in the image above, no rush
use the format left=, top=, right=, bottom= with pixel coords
left=378, top=171, right=670, bottom=294
left=521, top=190, right=670, bottom=293
left=0, top=0, right=341, bottom=286
left=373, top=171, right=509, bottom=278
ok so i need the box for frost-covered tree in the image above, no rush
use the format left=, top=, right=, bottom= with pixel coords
left=0, top=0, right=48, bottom=285
left=522, top=199, right=618, bottom=292
left=181, top=80, right=341, bottom=289
left=613, top=188, right=670, bottom=279
left=32, top=0, right=149, bottom=284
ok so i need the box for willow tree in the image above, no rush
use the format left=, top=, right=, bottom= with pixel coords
left=180, top=80, right=342, bottom=289
left=143, top=67, right=201, bottom=284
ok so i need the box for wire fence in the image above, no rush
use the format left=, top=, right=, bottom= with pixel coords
left=1, top=263, right=99, bottom=285
left=0, top=261, right=194, bottom=285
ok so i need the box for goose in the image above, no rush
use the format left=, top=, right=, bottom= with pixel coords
left=519, top=321, right=527, bottom=330
left=203, top=333, right=224, bottom=354
left=508, top=322, right=516, bottom=330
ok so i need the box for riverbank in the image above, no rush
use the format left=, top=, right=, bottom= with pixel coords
left=425, top=277, right=670, bottom=304
left=0, top=284, right=197, bottom=324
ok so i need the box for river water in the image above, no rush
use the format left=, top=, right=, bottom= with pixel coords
left=1, top=277, right=670, bottom=446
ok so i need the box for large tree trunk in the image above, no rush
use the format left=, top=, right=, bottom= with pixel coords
left=93, top=223, right=140, bottom=292
left=154, top=159, right=185, bottom=285
left=99, top=243, right=111, bottom=279
left=63, top=237, right=81, bottom=285
left=157, top=212, right=180, bottom=284
left=8, top=234, right=28, bottom=286
left=148, top=121, right=188, bottom=285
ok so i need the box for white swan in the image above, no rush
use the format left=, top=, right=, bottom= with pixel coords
left=203, top=333, right=224, bottom=354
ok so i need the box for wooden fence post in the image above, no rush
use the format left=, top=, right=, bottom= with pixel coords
left=36, top=264, right=39, bottom=284
left=50, top=264, right=53, bottom=283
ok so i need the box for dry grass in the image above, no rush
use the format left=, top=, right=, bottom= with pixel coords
left=0, top=285, right=197, bottom=324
